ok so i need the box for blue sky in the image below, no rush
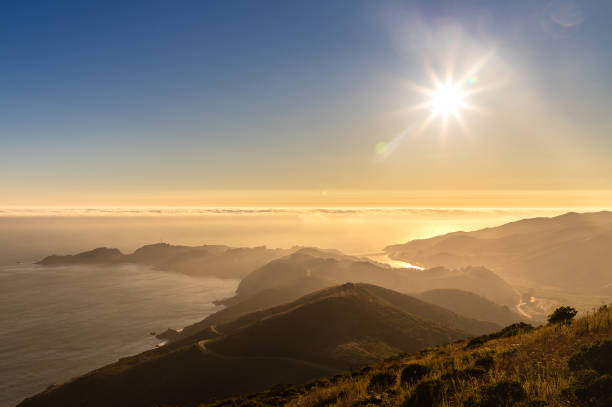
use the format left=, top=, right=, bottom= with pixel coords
left=2, top=0, right=612, bottom=205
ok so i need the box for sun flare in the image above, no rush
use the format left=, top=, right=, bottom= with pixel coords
left=430, top=82, right=466, bottom=117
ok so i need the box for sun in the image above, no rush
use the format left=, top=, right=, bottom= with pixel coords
left=430, top=82, right=466, bottom=117
left=375, top=53, right=496, bottom=158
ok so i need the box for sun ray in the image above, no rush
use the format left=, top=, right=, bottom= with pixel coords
left=457, top=52, right=493, bottom=84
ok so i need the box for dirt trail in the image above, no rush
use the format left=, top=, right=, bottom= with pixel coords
left=197, top=325, right=343, bottom=374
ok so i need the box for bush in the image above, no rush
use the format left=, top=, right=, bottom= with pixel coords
left=493, top=323, right=534, bottom=339
left=568, top=339, right=612, bottom=374
left=465, top=380, right=527, bottom=407
left=310, top=390, right=348, bottom=407
left=466, top=335, right=488, bottom=348
left=474, top=355, right=494, bottom=371
left=441, top=366, right=487, bottom=381
left=404, top=379, right=444, bottom=406
left=462, top=366, right=488, bottom=378
left=547, top=306, right=578, bottom=325
left=367, top=372, right=397, bottom=392
left=574, top=374, right=612, bottom=406
left=563, top=369, right=612, bottom=407
left=400, top=363, right=429, bottom=385
left=466, top=323, right=534, bottom=349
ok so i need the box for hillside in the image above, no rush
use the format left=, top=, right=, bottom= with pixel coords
left=416, top=288, right=530, bottom=326
left=206, top=283, right=474, bottom=369
left=18, top=283, right=494, bottom=407
left=230, top=248, right=520, bottom=308
left=385, top=211, right=612, bottom=297
left=37, top=243, right=296, bottom=279
left=202, top=304, right=612, bottom=407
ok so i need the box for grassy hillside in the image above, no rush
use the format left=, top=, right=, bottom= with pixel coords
left=203, top=305, right=612, bottom=407
left=206, top=283, right=492, bottom=369
left=160, top=276, right=333, bottom=340
left=168, top=283, right=499, bottom=344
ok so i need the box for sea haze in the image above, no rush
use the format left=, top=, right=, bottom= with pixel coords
left=0, top=264, right=238, bottom=407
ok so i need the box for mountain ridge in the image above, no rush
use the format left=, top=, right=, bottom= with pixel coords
left=385, top=211, right=612, bottom=296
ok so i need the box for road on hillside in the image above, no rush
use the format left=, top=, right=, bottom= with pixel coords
left=197, top=325, right=343, bottom=374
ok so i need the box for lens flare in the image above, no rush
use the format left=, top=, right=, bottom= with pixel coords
left=375, top=141, right=388, bottom=155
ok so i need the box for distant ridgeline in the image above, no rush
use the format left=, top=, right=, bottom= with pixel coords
left=37, top=243, right=297, bottom=279
left=385, top=211, right=612, bottom=296
left=39, top=244, right=521, bottom=309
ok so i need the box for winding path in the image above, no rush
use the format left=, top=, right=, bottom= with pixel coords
left=197, top=325, right=343, bottom=374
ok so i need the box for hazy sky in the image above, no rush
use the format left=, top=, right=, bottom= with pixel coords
left=2, top=0, right=612, bottom=206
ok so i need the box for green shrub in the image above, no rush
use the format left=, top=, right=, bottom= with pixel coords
left=311, top=390, right=348, bottom=407
left=474, top=355, right=494, bottom=371
left=568, top=339, right=612, bottom=374
left=466, top=323, right=534, bottom=349
left=527, top=400, right=547, bottom=406
left=464, top=380, right=527, bottom=407
left=367, top=372, right=397, bottom=392
left=400, top=363, right=429, bottom=385
left=492, top=323, right=534, bottom=339
left=563, top=369, right=612, bottom=407
left=574, top=374, right=612, bottom=407
left=547, top=306, right=578, bottom=325
left=404, top=379, right=444, bottom=406
left=441, top=366, right=487, bottom=381
left=466, top=335, right=488, bottom=348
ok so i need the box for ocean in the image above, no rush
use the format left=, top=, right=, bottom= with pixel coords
left=0, top=264, right=238, bottom=407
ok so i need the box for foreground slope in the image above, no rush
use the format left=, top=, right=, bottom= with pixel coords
left=202, top=305, right=612, bottom=407
left=18, top=283, right=490, bottom=407
left=385, top=211, right=612, bottom=296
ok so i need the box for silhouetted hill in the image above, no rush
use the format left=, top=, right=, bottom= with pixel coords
left=18, top=283, right=493, bottom=407
left=207, top=283, right=474, bottom=368
left=170, top=282, right=498, bottom=344
left=230, top=248, right=519, bottom=308
left=385, top=211, right=612, bottom=295
left=37, top=243, right=297, bottom=279
left=38, top=247, right=124, bottom=265
left=160, top=275, right=333, bottom=341
left=416, top=288, right=530, bottom=326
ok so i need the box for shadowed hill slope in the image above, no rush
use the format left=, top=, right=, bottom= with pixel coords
left=416, top=288, right=529, bottom=326
left=385, top=211, right=612, bottom=295
left=18, top=283, right=492, bottom=407
left=207, top=283, right=471, bottom=369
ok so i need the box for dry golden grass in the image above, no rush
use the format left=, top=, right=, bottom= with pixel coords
left=284, top=305, right=612, bottom=407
